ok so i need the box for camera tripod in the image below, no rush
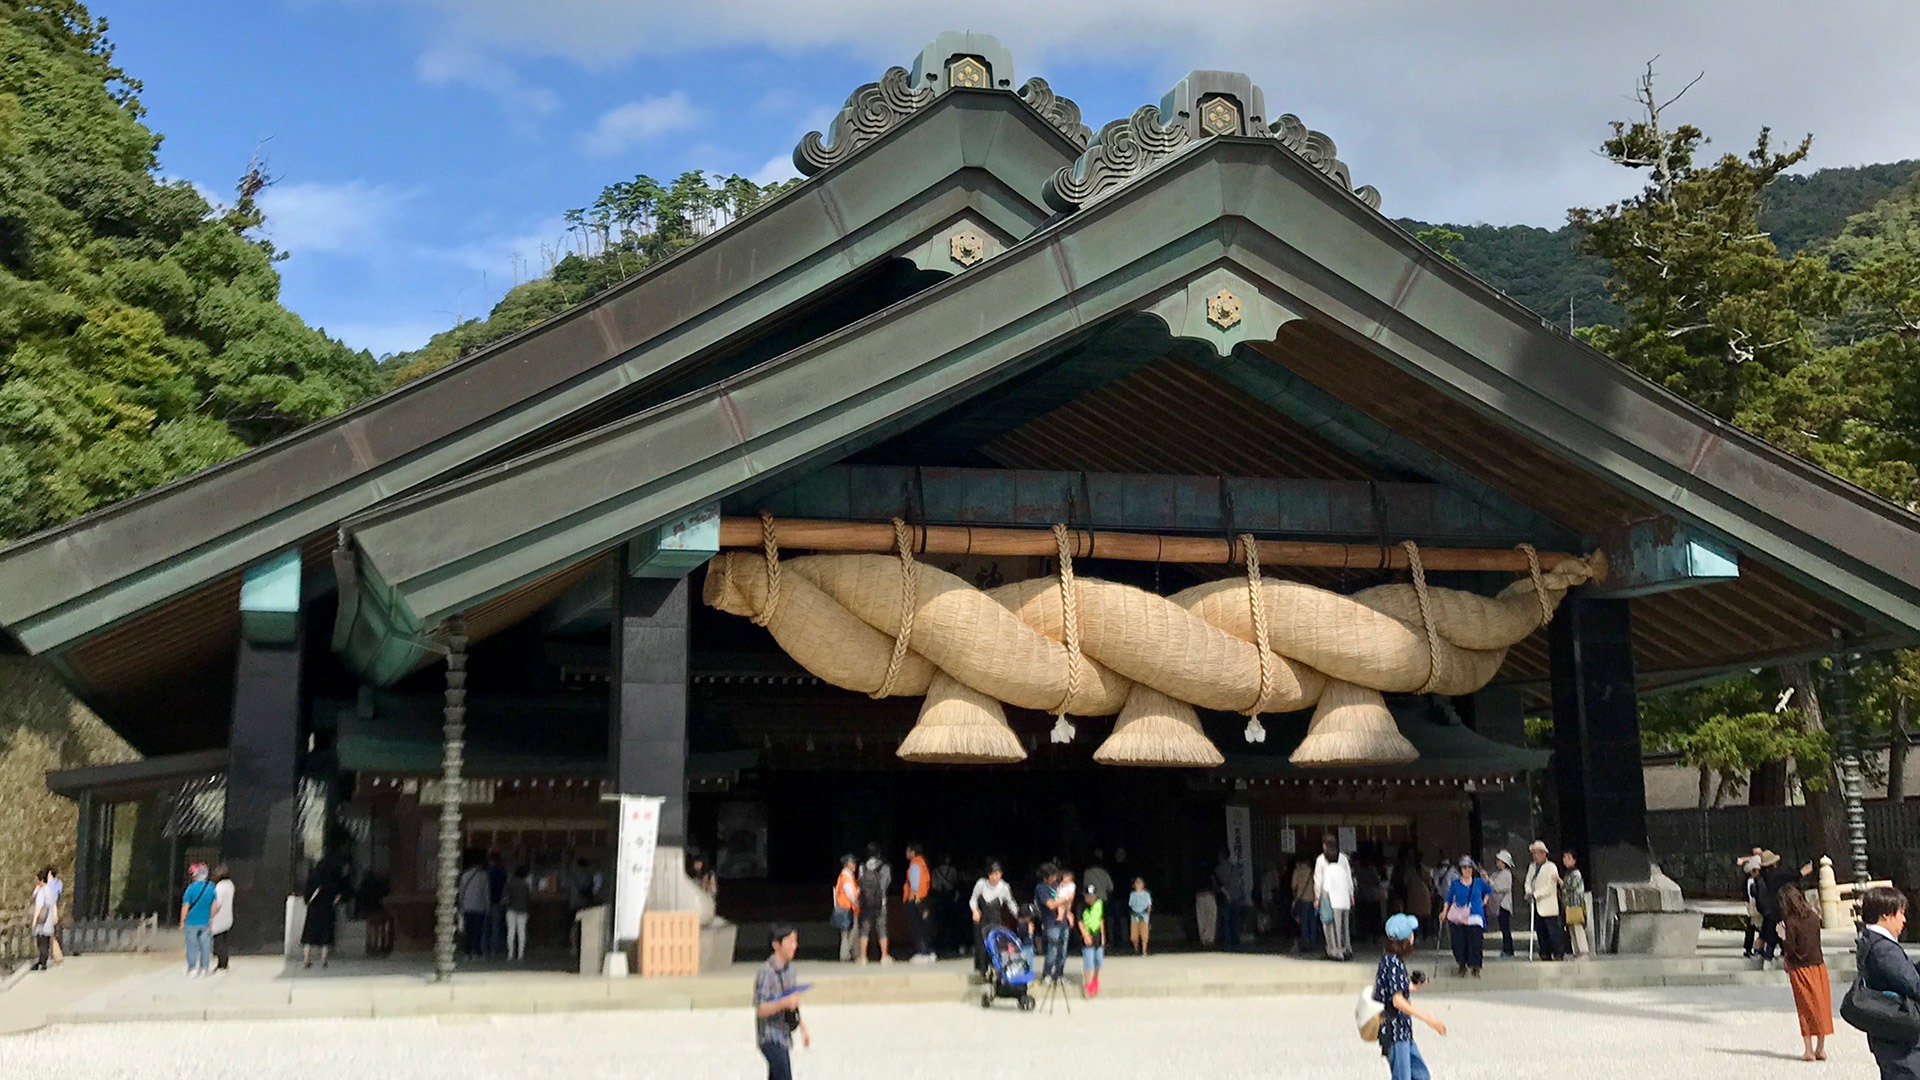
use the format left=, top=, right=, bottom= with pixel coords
left=1038, top=970, right=1074, bottom=1015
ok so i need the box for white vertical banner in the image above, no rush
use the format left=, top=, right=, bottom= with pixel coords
left=615, top=795, right=665, bottom=942
left=1224, top=805, right=1255, bottom=901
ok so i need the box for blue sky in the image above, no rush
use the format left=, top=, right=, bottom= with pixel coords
left=100, top=1, right=1920, bottom=359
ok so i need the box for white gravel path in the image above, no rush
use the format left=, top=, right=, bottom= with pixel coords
left=0, top=984, right=1874, bottom=1078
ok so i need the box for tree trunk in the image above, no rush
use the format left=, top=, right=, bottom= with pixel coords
left=1891, top=695, right=1910, bottom=803
left=1784, top=661, right=1850, bottom=865
left=1749, top=760, right=1789, bottom=806
left=1698, top=765, right=1713, bottom=809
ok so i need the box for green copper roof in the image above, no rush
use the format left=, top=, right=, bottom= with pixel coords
left=337, top=135, right=1920, bottom=647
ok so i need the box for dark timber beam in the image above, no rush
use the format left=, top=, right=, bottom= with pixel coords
left=746, top=465, right=1575, bottom=547
left=222, top=550, right=304, bottom=952
left=1550, top=593, right=1651, bottom=915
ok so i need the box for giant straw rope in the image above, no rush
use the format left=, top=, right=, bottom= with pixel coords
left=704, top=516, right=1602, bottom=767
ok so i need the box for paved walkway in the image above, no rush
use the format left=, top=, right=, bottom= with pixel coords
left=0, top=985, right=1878, bottom=1079
left=0, top=930, right=1853, bottom=1033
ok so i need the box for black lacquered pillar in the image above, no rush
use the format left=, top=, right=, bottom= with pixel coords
left=1549, top=593, right=1651, bottom=900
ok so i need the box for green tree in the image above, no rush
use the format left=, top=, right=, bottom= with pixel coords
left=1571, top=64, right=1842, bottom=420
left=0, top=0, right=380, bottom=541
left=383, top=169, right=801, bottom=386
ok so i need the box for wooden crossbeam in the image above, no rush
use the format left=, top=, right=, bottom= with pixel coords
left=718, top=516, right=1590, bottom=574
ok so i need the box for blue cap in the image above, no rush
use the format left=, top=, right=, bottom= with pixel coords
left=1385, top=913, right=1420, bottom=941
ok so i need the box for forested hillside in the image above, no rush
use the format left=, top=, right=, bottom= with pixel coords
left=0, top=1, right=381, bottom=543
left=1399, top=158, right=1920, bottom=328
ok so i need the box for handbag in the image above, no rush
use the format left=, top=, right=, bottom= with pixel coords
left=1319, top=895, right=1335, bottom=924
left=1354, top=983, right=1385, bottom=1042
left=1842, top=970, right=1920, bottom=1044
left=1564, top=904, right=1587, bottom=928
left=1444, top=903, right=1471, bottom=927
left=830, top=907, right=853, bottom=932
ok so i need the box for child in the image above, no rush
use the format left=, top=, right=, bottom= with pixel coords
left=1013, top=903, right=1036, bottom=971
left=1375, top=913, right=1446, bottom=1080
left=1080, top=883, right=1107, bottom=997
left=1055, top=869, right=1077, bottom=918
left=1128, top=877, right=1153, bottom=955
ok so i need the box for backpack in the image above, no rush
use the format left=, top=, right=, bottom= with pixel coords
left=858, top=861, right=886, bottom=909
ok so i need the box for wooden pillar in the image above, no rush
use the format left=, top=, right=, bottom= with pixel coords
left=221, top=632, right=303, bottom=950
left=611, top=574, right=690, bottom=849
left=434, top=617, right=468, bottom=982
left=1549, top=593, right=1651, bottom=903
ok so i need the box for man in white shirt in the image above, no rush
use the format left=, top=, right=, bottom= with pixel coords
left=968, top=861, right=1014, bottom=974
left=1523, top=840, right=1563, bottom=960
left=1312, top=835, right=1356, bottom=961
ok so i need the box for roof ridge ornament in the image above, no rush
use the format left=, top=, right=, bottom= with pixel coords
left=793, top=32, right=1090, bottom=177
left=1043, top=69, right=1381, bottom=211
left=1043, top=105, right=1189, bottom=211
left=1017, top=77, right=1091, bottom=149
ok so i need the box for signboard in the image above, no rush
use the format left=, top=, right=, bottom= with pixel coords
left=1338, top=826, right=1358, bottom=854
left=1279, top=827, right=1297, bottom=855
left=613, top=794, right=665, bottom=943
left=1224, top=805, right=1255, bottom=902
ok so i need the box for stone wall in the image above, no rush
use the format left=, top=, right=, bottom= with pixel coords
left=0, top=656, right=137, bottom=915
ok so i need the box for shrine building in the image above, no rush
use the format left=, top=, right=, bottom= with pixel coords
left=7, top=33, right=1920, bottom=966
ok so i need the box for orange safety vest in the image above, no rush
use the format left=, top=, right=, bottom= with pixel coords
left=835, top=868, right=860, bottom=912
left=903, top=855, right=930, bottom=903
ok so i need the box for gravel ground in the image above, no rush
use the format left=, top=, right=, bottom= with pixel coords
left=0, top=984, right=1873, bottom=1078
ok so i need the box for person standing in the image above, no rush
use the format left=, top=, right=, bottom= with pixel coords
left=1291, top=856, right=1319, bottom=954
left=29, top=868, right=57, bottom=971
left=210, top=864, right=235, bottom=973
left=902, top=842, right=933, bottom=963
left=1035, top=865, right=1068, bottom=985
left=1401, top=859, right=1433, bottom=945
left=180, top=863, right=217, bottom=978
left=1559, top=852, right=1590, bottom=960
left=1524, top=841, right=1563, bottom=961
left=968, top=861, right=1013, bottom=974
left=457, top=856, right=489, bottom=961
left=1777, top=881, right=1831, bottom=1061
left=1127, top=877, right=1153, bottom=955
left=1193, top=869, right=1219, bottom=949
left=752, top=924, right=810, bottom=1080
left=1079, top=882, right=1107, bottom=998
left=301, top=860, right=340, bottom=969
left=483, top=850, right=507, bottom=959
left=1756, top=850, right=1814, bottom=965
left=504, top=865, right=532, bottom=961
left=1487, top=852, right=1515, bottom=958
left=1741, top=856, right=1764, bottom=958
left=42, top=865, right=64, bottom=965
left=1857, top=886, right=1920, bottom=1078
left=1084, top=853, right=1116, bottom=946
left=1443, top=856, right=1492, bottom=978
left=1375, top=913, right=1447, bottom=1080
left=855, top=843, right=892, bottom=965
left=1314, top=835, right=1356, bottom=961
left=931, top=854, right=961, bottom=955
left=833, top=855, right=860, bottom=963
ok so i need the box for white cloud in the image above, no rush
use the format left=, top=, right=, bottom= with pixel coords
left=380, top=0, right=1920, bottom=226
left=257, top=180, right=414, bottom=257
left=416, top=42, right=559, bottom=116
left=749, top=153, right=799, bottom=188
left=581, top=93, right=704, bottom=157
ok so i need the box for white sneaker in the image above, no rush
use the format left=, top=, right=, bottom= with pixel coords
left=881, top=955, right=895, bottom=965
left=857, top=956, right=869, bottom=965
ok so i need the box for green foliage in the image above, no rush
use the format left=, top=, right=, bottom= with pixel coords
left=1396, top=161, right=1920, bottom=335
left=0, top=0, right=379, bottom=541
left=1413, top=226, right=1464, bottom=262
left=1572, top=119, right=1843, bottom=419
left=382, top=170, right=802, bottom=386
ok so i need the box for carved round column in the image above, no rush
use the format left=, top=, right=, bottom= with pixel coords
left=433, top=616, right=468, bottom=982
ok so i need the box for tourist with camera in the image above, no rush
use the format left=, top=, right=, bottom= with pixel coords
left=753, top=924, right=811, bottom=1080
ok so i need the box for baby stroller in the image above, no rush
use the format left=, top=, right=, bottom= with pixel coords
left=980, top=926, right=1037, bottom=1010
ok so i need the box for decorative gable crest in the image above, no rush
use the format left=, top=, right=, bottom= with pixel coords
left=793, top=32, right=1091, bottom=176
left=1044, top=69, right=1382, bottom=211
